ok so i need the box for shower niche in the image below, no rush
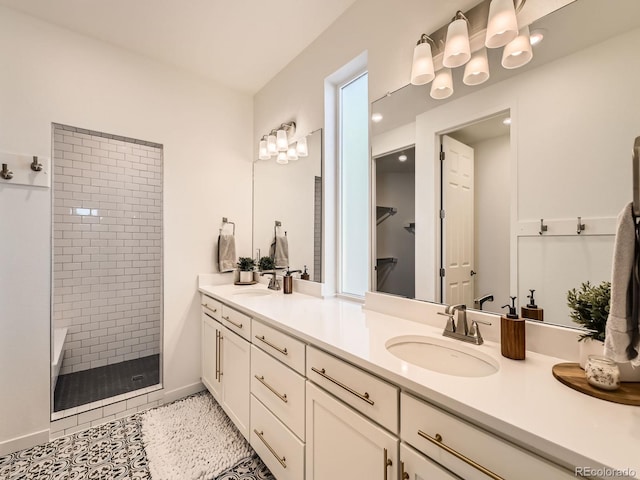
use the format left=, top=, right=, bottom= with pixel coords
left=51, top=124, right=163, bottom=417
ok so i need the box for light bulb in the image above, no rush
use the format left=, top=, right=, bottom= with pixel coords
left=398, top=154, right=408, bottom=162
left=463, top=48, right=490, bottom=86
left=276, top=129, right=288, bottom=151
left=410, top=37, right=435, bottom=85
left=287, top=146, right=299, bottom=161
left=443, top=15, right=471, bottom=68
left=430, top=69, right=453, bottom=100
left=502, top=26, right=533, bottom=69
left=258, top=139, right=270, bottom=160
left=267, top=134, right=277, bottom=154
left=371, top=112, right=383, bottom=123
left=296, top=137, right=308, bottom=157
left=485, top=0, right=519, bottom=48
left=276, top=151, right=288, bottom=164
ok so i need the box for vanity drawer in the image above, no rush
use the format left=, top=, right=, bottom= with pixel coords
left=307, top=346, right=399, bottom=434
left=251, top=395, right=305, bottom=480
left=251, top=345, right=306, bottom=440
left=221, top=304, right=251, bottom=341
left=401, top=393, right=575, bottom=480
left=252, top=320, right=306, bottom=374
left=201, top=295, right=221, bottom=321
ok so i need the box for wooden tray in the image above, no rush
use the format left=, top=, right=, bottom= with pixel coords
left=234, top=280, right=257, bottom=285
left=552, top=363, right=640, bottom=406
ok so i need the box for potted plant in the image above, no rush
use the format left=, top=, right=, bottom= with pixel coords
left=237, top=257, right=256, bottom=283
left=566, top=281, right=610, bottom=368
left=258, top=256, right=276, bottom=272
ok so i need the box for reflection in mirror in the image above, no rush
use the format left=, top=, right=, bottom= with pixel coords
left=371, top=0, right=640, bottom=329
left=253, top=129, right=322, bottom=281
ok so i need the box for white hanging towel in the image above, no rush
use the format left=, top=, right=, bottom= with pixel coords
left=217, top=234, right=236, bottom=273
left=604, top=202, right=640, bottom=366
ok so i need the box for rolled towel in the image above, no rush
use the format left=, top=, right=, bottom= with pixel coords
left=270, top=235, right=289, bottom=268
left=217, top=234, right=236, bottom=273
left=604, top=202, right=640, bottom=366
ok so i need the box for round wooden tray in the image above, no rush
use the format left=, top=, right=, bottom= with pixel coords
left=234, top=280, right=257, bottom=285
left=552, top=363, right=640, bottom=406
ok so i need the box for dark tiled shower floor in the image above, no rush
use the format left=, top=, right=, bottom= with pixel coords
left=54, top=354, right=160, bottom=411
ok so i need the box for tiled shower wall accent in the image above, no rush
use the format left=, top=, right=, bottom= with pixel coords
left=52, top=124, right=163, bottom=375
left=313, top=176, right=322, bottom=282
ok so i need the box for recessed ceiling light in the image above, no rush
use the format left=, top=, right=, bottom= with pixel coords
left=529, top=29, right=545, bottom=46
left=371, top=112, right=383, bottom=123
left=398, top=154, right=408, bottom=162
left=503, top=117, right=512, bottom=125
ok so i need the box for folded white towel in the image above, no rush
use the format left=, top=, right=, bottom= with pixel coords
left=217, top=235, right=236, bottom=273
left=604, top=202, right=640, bottom=366
left=270, top=235, right=289, bottom=268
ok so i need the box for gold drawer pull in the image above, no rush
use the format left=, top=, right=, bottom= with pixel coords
left=201, top=303, right=218, bottom=315
left=383, top=448, right=393, bottom=480
left=417, top=430, right=504, bottom=480
left=310, top=367, right=374, bottom=406
left=254, top=429, right=287, bottom=469
left=215, top=329, right=221, bottom=381
left=254, top=375, right=288, bottom=403
left=222, top=315, right=243, bottom=329
left=255, top=335, right=288, bottom=356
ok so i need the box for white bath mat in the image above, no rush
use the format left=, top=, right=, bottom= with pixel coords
left=141, top=392, right=252, bottom=480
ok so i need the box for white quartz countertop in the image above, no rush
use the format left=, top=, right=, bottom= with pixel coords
left=199, top=283, right=640, bottom=479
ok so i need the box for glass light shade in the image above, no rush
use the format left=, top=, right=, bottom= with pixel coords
left=276, top=151, right=288, bottom=164
left=430, top=69, right=453, bottom=100
left=258, top=139, right=270, bottom=160
left=410, top=41, right=435, bottom=85
left=502, top=26, right=533, bottom=69
left=267, top=134, right=277, bottom=154
left=485, top=0, right=518, bottom=48
left=443, top=18, right=471, bottom=68
left=287, top=146, right=299, bottom=161
left=276, top=129, right=288, bottom=151
left=296, top=137, right=308, bottom=157
left=463, top=48, right=490, bottom=85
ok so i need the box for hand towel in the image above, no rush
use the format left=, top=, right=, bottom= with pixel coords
left=604, top=202, right=640, bottom=366
left=217, top=234, right=236, bottom=273
left=270, top=235, right=289, bottom=268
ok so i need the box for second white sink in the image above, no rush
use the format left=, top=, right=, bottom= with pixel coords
left=386, top=335, right=499, bottom=377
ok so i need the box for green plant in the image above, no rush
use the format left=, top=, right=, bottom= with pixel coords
left=566, top=281, right=610, bottom=342
left=236, top=257, right=256, bottom=272
left=258, top=256, right=275, bottom=271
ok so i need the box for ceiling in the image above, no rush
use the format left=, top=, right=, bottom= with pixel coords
left=0, top=0, right=358, bottom=95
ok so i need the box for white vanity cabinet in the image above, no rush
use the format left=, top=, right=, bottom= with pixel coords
left=400, top=392, right=575, bottom=480
left=306, top=382, right=398, bottom=480
left=201, top=295, right=250, bottom=440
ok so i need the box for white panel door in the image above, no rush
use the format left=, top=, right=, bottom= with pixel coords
left=220, top=326, right=251, bottom=440
left=306, top=382, right=398, bottom=480
left=442, top=135, right=475, bottom=306
left=201, top=312, right=222, bottom=401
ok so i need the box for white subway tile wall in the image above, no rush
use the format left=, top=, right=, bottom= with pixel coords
left=52, top=124, right=163, bottom=375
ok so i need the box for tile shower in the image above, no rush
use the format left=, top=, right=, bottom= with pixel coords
left=52, top=124, right=162, bottom=413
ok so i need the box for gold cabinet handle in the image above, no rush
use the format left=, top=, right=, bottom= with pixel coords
left=215, top=329, right=220, bottom=381
left=383, top=448, right=393, bottom=480
left=401, top=461, right=409, bottom=480
left=222, top=315, right=243, bottom=329
left=417, top=430, right=504, bottom=480
left=310, top=367, right=374, bottom=406
left=218, top=330, right=223, bottom=380
left=254, top=429, right=287, bottom=469
left=201, top=303, right=218, bottom=315
left=254, top=375, right=288, bottom=403
left=254, top=335, right=288, bottom=356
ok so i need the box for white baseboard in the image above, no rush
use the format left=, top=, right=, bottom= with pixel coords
left=163, top=382, right=205, bottom=404
left=0, top=429, right=49, bottom=456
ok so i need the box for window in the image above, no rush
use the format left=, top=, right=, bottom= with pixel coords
left=339, top=72, right=369, bottom=297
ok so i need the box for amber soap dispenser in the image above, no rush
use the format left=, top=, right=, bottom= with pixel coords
left=501, top=296, right=526, bottom=360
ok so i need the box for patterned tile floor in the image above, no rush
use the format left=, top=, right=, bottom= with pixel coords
left=0, top=407, right=274, bottom=480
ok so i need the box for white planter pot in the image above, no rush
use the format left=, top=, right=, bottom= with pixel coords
left=239, top=271, right=253, bottom=283
left=578, top=339, right=604, bottom=369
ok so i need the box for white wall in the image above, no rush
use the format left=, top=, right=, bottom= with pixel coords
left=0, top=7, right=252, bottom=453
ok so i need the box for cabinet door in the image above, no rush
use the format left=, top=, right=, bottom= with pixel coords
left=306, top=382, right=398, bottom=480
left=221, top=326, right=251, bottom=440
left=201, top=312, right=222, bottom=401
left=401, top=443, right=460, bottom=480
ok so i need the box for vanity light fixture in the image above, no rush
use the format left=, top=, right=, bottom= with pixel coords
left=443, top=12, right=471, bottom=68
left=276, top=128, right=289, bottom=151
left=296, top=136, right=308, bottom=157
left=258, top=121, right=298, bottom=161
left=411, top=34, right=436, bottom=85
left=430, top=68, right=454, bottom=100
left=267, top=133, right=277, bottom=154
left=485, top=0, right=519, bottom=48
left=502, top=25, right=533, bottom=69
left=371, top=112, right=383, bottom=122
left=463, top=47, right=490, bottom=85
left=259, top=136, right=270, bottom=160
left=287, top=145, right=299, bottom=161
left=276, top=151, right=288, bottom=165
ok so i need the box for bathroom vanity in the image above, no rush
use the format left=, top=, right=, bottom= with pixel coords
left=199, top=281, right=638, bottom=480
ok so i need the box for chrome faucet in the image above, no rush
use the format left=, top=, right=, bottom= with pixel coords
left=261, top=271, right=280, bottom=290
left=474, top=294, right=494, bottom=311
left=438, top=304, right=491, bottom=345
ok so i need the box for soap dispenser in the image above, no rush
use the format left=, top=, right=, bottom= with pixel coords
left=501, top=296, right=526, bottom=360
left=301, top=265, right=310, bottom=281
left=521, top=289, right=544, bottom=321
left=283, top=268, right=301, bottom=294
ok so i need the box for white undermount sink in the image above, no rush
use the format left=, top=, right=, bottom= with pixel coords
left=385, top=335, right=499, bottom=377
left=232, top=289, right=273, bottom=297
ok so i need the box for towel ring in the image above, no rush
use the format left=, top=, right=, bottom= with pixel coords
left=220, top=217, right=235, bottom=236
left=274, top=221, right=287, bottom=237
